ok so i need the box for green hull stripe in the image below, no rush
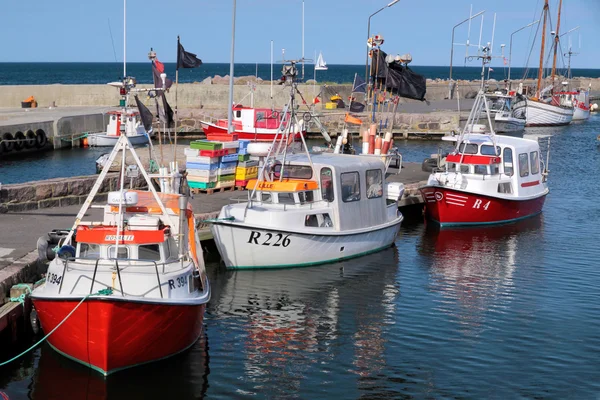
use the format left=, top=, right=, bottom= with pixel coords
left=434, top=211, right=542, bottom=227
left=228, top=244, right=395, bottom=270
left=48, top=330, right=203, bottom=376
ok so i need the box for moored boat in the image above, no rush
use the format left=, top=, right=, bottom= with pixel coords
left=491, top=94, right=526, bottom=133
left=559, top=87, right=591, bottom=121
left=88, top=109, right=151, bottom=147
left=420, top=47, right=550, bottom=227
left=31, top=133, right=210, bottom=375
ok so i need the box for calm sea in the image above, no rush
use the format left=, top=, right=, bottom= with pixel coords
left=1, top=62, right=600, bottom=85
left=1, top=116, right=600, bottom=398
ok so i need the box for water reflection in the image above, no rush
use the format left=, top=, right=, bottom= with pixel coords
left=418, top=215, right=544, bottom=334
left=29, top=332, right=210, bottom=400
left=207, top=247, right=400, bottom=397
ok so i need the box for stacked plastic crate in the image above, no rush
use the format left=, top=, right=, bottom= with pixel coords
left=217, top=140, right=239, bottom=190
left=185, top=140, right=223, bottom=191
left=235, top=140, right=259, bottom=187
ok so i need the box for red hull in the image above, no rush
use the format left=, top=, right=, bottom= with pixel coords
left=201, top=122, right=304, bottom=142
left=33, top=298, right=205, bottom=375
left=420, top=186, right=546, bottom=226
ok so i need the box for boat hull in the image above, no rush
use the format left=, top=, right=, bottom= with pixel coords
left=201, top=122, right=305, bottom=142
left=513, top=99, right=573, bottom=127
left=573, top=106, right=591, bottom=121
left=88, top=133, right=149, bottom=147
left=494, top=116, right=525, bottom=133
left=32, top=297, right=205, bottom=375
left=420, top=186, right=547, bottom=227
left=211, top=221, right=402, bottom=269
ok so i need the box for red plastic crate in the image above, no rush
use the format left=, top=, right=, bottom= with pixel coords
left=235, top=179, right=249, bottom=188
left=206, top=133, right=239, bottom=142
left=199, top=149, right=227, bottom=157
left=225, top=148, right=238, bottom=155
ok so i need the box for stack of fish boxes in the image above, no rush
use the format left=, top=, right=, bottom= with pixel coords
left=235, top=140, right=258, bottom=187
left=217, top=141, right=239, bottom=189
left=186, top=140, right=240, bottom=191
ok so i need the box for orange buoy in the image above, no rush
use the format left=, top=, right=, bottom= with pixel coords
left=82, top=137, right=89, bottom=147
left=381, top=132, right=393, bottom=155
left=368, top=124, right=376, bottom=154
left=374, top=136, right=383, bottom=155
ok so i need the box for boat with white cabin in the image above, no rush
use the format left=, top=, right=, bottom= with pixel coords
left=31, top=133, right=210, bottom=375
left=88, top=108, right=151, bottom=147
left=420, top=47, right=549, bottom=227
left=489, top=93, right=526, bottom=133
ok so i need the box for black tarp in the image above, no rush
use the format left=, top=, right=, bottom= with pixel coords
left=370, top=49, right=426, bottom=101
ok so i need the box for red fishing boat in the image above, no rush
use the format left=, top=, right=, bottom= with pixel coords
left=31, top=134, right=210, bottom=375
left=420, top=47, right=550, bottom=227
left=200, top=106, right=306, bottom=142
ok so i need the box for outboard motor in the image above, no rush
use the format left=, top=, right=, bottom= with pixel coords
left=37, top=229, right=72, bottom=262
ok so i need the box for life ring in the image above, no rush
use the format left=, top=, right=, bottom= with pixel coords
left=2, top=132, right=14, bottom=152
left=13, top=131, right=25, bottom=151
left=24, top=130, right=37, bottom=148
left=35, top=129, right=48, bottom=148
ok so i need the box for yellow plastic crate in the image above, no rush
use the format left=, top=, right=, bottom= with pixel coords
left=235, top=166, right=258, bottom=180
left=325, top=102, right=337, bottom=110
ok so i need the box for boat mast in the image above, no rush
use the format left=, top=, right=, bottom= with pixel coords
left=536, top=0, right=549, bottom=98
left=550, top=0, right=563, bottom=95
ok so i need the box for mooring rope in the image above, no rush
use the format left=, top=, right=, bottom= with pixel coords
left=9, top=284, right=32, bottom=309
left=0, top=287, right=114, bottom=367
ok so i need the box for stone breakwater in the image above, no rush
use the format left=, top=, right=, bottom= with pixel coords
left=0, top=173, right=147, bottom=213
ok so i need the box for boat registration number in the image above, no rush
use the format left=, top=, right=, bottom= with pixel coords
left=247, top=231, right=291, bottom=247
left=47, top=272, right=62, bottom=285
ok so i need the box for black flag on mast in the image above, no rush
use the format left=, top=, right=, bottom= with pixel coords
left=134, top=95, right=154, bottom=132
left=177, top=38, right=202, bottom=69
left=158, top=94, right=174, bottom=128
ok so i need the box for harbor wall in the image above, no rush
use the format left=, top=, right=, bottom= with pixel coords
left=0, top=77, right=597, bottom=109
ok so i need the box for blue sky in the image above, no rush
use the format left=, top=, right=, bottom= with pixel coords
left=2, top=0, right=599, bottom=69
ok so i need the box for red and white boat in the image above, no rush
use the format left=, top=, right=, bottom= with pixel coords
left=200, top=106, right=306, bottom=142
left=31, top=134, right=210, bottom=375
left=420, top=48, right=549, bottom=227
left=559, top=87, right=591, bottom=121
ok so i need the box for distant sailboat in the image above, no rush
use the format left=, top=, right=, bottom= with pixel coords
left=315, top=51, right=328, bottom=71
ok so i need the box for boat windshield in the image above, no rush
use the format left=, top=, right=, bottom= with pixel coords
left=273, top=164, right=313, bottom=179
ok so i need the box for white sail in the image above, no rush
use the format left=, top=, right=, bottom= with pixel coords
left=315, top=51, right=328, bottom=71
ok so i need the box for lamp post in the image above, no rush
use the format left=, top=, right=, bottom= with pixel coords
left=364, top=0, right=400, bottom=85
left=227, top=0, right=237, bottom=135
left=448, top=10, right=484, bottom=99
left=508, top=19, right=540, bottom=89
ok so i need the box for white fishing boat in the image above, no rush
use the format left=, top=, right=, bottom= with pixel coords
left=209, top=60, right=403, bottom=269
left=315, top=51, right=328, bottom=71
left=491, top=94, right=526, bottom=133
left=31, top=133, right=210, bottom=375
left=512, top=0, right=573, bottom=127
left=88, top=108, right=151, bottom=147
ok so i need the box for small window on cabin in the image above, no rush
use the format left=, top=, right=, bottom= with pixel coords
left=304, top=213, right=333, bottom=228
left=108, top=246, right=129, bottom=259
left=447, top=163, right=456, bottom=171
left=491, top=164, right=500, bottom=175
left=167, top=237, right=178, bottom=260
left=260, top=193, right=272, bottom=203
left=235, top=110, right=241, bottom=118
left=256, top=111, right=265, bottom=121
left=273, top=164, right=313, bottom=179
left=498, top=182, right=513, bottom=194
left=341, top=172, right=361, bottom=202
left=519, top=153, right=529, bottom=177
left=366, top=169, right=383, bottom=199
left=139, top=244, right=161, bottom=261
left=503, top=148, right=514, bottom=176
left=298, top=191, right=314, bottom=204
left=480, top=145, right=501, bottom=156
left=305, top=214, right=319, bottom=227
left=279, top=193, right=296, bottom=205
left=320, top=167, right=334, bottom=202
left=458, top=143, right=478, bottom=154
left=460, top=165, right=470, bottom=173
left=530, top=151, right=540, bottom=175
left=79, top=243, right=100, bottom=259
left=474, top=165, right=488, bottom=175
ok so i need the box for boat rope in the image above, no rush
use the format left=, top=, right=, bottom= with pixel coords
left=149, top=159, right=160, bottom=173
left=9, top=284, right=32, bottom=309
left=0, top=287, right=114, bottom=367
left=202, top=217, right=235, bottom=223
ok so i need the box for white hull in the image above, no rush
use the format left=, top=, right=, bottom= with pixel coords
left=494, top=114, right=525, bottom=133
left=573, top=107, right=591, bottom=121
left=513, top=99, right=573, bottom=127
left=88, top=133, right=149, bottom=147
left=315, top=67, right=328, bottom=71
left=211, top=221, right=401, bottom=269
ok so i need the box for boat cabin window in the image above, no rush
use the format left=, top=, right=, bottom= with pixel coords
left=139, top=244, right=161, bottom=261
left=108, top=245, right=129, bottom=259
left=366, top=169, right=383, bottom=199
left=458, top=143, right=478, bottom=154
left=320, top=168, right=334, bottom=202
left=165, top=237, right=179, bottom=261
left=78, top=243, right=100, bottom=259
left=260, top=193, right=272, bottom=203
left=278, top=193, right=296, bottom=205
left=480, top=145, right=501, bottom=156
left=341, top=172, right=361, bottom=202
left=460, top=164, right=470, bottom=173
left=298, top=191, right=314, bottom=204
left=305, top=213, right=333, bottom=227
left=498, top=182, right=513, bottom=194
left=474, top=165, right=488, bottom=175
left=519, top=153, right=529, bottom=177
left=273, top=164, right=313, bottom=180
left=235, top=110, right=241, bottom=118
left=503, top=148, right=514, bottom=176
left=530, top=151, right=540, bottom=175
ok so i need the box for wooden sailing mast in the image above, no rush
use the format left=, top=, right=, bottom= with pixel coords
left=536, top=0, right=549, bottom=99
left=550, top=0, right=564, bottom=95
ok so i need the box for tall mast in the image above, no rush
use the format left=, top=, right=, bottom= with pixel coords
left=550, top=0, right=563, bottom=94
left=123, top=0, right=126, bottom=78
left=536, top=0, right=549, bottom=98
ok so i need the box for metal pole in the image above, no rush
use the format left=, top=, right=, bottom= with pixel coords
left=270, top=40, right=274, bottom=106
left=449, top=10, right=485, bottom=98
left=302, top=0, right=305, bottom=81
left=123, top=0, right=126, bottom=78
left=227, top=0, right=236, bottom=134
left=508, top=20, right=540, bottom=89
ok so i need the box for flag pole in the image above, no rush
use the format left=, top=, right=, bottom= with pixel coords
left=174, top=35, right=179, bottom=166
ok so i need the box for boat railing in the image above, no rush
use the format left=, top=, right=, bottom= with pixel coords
left=57, top=256, right=189, bottom=298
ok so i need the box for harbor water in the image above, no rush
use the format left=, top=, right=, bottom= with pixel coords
left=1, top=116, right=600, bottom=398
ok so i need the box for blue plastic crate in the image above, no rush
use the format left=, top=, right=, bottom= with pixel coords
left=186, top=161, right=219, bottom=171
left=218, top=160, right=238, bottom=169
left=238, top=139, right=251, bottom=150
left=221, top=153, right=239, bottom=163
left=238, top=148, right=248, bottom=155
